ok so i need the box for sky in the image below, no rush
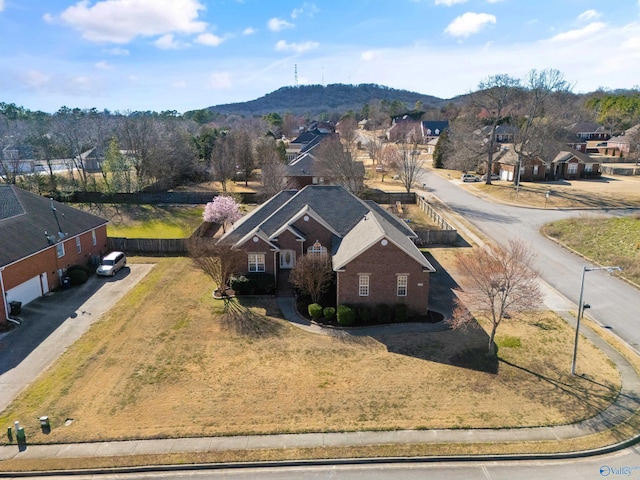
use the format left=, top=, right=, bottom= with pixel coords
left=1, top=0, right=640, bottom=114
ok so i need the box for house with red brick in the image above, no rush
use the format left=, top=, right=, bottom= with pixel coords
left=551, top=149, right=601, bottom=180
left=0, top=185, right=108, bottom=323
left=218, top=185, right=435, bottom=314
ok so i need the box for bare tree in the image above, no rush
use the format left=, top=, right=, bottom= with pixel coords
left=118, top=112, right=158, bottom=191
left=448, top=239, right=542, bottom=353
left=234, top=129, right=255, bottom=187
left=289, top=253, right=334, bottom=304
left=211, top=130, right=236, bottom=192
left=377, top=144, right=400, bottom=182
left=187, top=239, right=246, bottom=299
left=397, top=140, right=424, bottom=192
left=366, top=135, right=383, bottom=164
left=337, top=116, right=359, bottom=154
left=512, top=69, right=571, bottom=185
left=470, top=74, right=520, bottom=184
left=256, top=136, right=286, bottom=200
left=316, top=135, right=364, bottom=194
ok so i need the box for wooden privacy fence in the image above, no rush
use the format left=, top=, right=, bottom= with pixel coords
left=107, top=237, right=187, bottom=255
left=414, top=195, right=458, bottom=245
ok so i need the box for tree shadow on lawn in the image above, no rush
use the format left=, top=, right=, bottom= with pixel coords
left=222, top=297, right=286, bottom=338
left=499, top=358, right=636, bottom=430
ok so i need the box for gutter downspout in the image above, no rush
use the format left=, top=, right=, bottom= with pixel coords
left=0, top=267, right=8, bottom=321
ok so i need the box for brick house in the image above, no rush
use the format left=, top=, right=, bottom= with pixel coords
left=551, top=149, right=601, bottom=180
left=0, top=185, right=108, bottom=323
left=218, top=185, right=435, bottom=314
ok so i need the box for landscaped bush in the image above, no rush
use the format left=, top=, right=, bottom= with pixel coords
left=355, top=304, right=372, bottom=324
left=376, top=303, right=393, bottom=323
left=394, top=304, right=409, bottom=323
left=336, top=305, right=355, bottom=326
left=67, top=264, right=93, bottom=277
left=308, top=303, right=323, bottom=320
left=67, top=269, right=88, bottom=285
left=323, top=306, right=336, bottom=321
left=231, top=272, right=275, bottom=295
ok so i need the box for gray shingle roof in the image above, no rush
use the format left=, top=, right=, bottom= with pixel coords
left=0, top=185, right=108, bottom=267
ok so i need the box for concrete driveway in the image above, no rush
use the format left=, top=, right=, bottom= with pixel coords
left=0, top=263, right=154, bottom=413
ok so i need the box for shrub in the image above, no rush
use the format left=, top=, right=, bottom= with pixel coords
left=308, top=303, right=323, bottom=320
left=67, top=269, right=88, bottom=285
left=376, top=303, right=393, bottom=323
left=394, top=304, right=409, bottom=323
left=231, top=272, right=275, bottom=295
left=323, top=306, right=336, bottom=321
left=67, top=264, right=93, bottom=277
left=356, top=304, right=372, bottom=324
left=337, top=305, right=355, bottom=326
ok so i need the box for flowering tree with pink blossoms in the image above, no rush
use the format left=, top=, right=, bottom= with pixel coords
left=203, top=195, right=242, bottom=233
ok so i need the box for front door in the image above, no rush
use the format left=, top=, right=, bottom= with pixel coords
left=279, top=250, right=296, bottom=269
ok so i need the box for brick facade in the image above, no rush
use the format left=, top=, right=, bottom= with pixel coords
left=1, top=225, right=108, bottom=322
left=336, top=240, right=429, bottom=314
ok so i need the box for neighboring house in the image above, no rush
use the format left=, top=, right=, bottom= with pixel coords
left=569, top=122, right=611, bottom=141
left=481, top=124, right=518, bottom=143
left=285, top=128, right=334, bottom=162
left=602, top=124, right=640, bottom=157
left=551, top=149, right=601, bottom=180
left=0, top=185, right=108, bottom=323
left=493, top=145, right=547, bottom=182
left=420, top=121, right=449, bottom=142
left=218, top=185, right=435, bottom=314
left=284, top=146, right=326, bottom=189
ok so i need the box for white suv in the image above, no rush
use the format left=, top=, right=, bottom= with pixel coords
left=96, top=251, right=127, bottom=277
left=461, top=173, right=480, bottom=182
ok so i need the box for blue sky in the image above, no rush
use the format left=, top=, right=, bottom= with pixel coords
left=1, top=0, right=640, bottom=113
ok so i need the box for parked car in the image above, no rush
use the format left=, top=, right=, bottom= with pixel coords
left=461, top=173, right=481, bottom=182
left=481, top=173, right=500, bottom=181
left=96, top=251, right=127, bottom=277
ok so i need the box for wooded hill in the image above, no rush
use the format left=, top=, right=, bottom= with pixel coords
left=205, top=83, right=451, bottom=117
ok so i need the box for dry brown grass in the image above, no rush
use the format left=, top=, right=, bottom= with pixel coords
left=0, top=255, right=621, bottom=448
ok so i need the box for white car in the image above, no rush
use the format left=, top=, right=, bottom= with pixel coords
left=461, top=173, right=481, bottom=182
left=481, top=173, right=500, bottom=181
left=96, top=251, right=127, bottom=277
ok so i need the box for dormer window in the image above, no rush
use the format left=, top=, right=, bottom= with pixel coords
left=308, top=240, right=327, bottom=256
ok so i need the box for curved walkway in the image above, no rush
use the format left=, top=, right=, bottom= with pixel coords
left=1, top=296, right=639, bottom=465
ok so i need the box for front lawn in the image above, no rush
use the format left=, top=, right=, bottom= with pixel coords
left=542, top=215, right=640, bottom=285
left=0, top=256, right=621, bottom=445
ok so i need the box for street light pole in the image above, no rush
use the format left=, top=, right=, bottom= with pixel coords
left=571, top=265, right=622, bottom=375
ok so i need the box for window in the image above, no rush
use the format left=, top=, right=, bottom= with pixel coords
left=358, top=275, right=369, bottom=296
left=76, top=237, right=82, bottom=254
left=56, top=242, right=65, bottom=258
left=584, top=163, right=593, bottom=172
left=533, top=165, right=539, bottom=176
left=307, top=241, right=327, bottom=256
left=248, top=253, right=265, bottom=272
left=567, top=163, right=578, bottom=175
left=397, top=275, right=408, bottom=296
left=91, top=229, right=97, bottom=246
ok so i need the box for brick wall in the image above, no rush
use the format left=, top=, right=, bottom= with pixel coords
left=336, top=240, right=429, bottom=314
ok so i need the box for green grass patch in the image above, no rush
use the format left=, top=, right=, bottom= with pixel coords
left=542, top=214, right=640, bottom=285
left=497, top=335, right=522, bottom=348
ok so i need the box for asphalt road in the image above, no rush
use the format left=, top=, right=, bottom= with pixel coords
left=422, top=171, right=640, bottom=356
left=11, top=446, right=640, bottom=479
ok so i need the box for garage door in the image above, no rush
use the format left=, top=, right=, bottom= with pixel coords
left=6, top=275, right=47, bottom=306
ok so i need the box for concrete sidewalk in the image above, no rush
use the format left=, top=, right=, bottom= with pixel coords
left=1, top=295, right=639, bottom=463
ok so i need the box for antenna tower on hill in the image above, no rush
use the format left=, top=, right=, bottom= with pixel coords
left=294, top=64, right=298, bottom=87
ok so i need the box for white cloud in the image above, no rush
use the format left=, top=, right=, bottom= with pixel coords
left=485, top=0, right=504, bottom=3
left=268, top=17, right=294, bottom=32
left=578, top=10, right=601, bottom=22
left=56, top=0, right=207, bottom=44
left=291, top=3, right=319, bottom=19
left=435, top=0, right=467, bottom=5
left=95, top=61, right=113, bottom=70
left=43, top=13, right=54, bottom=24
left=103, top=47, right=130, bottom=56
left=22, top=70, right=52, bottom=89
left=242, top=27, right=256, bottom=35
left=0, top=0, right=4, bottom=12
left=361, top=50, right=377, bottom=61
left=548, top=22, right=606, bottom=42
left=445, top=12, right=496, bottom=37
left=195, top=33, right=224, bottom=47
left=208, top=72, right=232, bottom=89
left=154, top=33, right=182, bottom=49
left=274, top=40, right=319, bottom=53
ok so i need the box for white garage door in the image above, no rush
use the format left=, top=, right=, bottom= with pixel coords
left=6, top=275, right=47, bottom=306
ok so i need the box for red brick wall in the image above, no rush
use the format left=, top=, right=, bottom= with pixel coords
left=292, top=216, right=334, bottom=254
left=241, top=236, right=276, bottom=274
left=1, top=226, right=107, bottom=322
left=336, top=240, right=429, bottom=314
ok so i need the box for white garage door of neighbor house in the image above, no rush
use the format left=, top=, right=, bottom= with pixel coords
left=6, top=275, right=48, bottom=306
